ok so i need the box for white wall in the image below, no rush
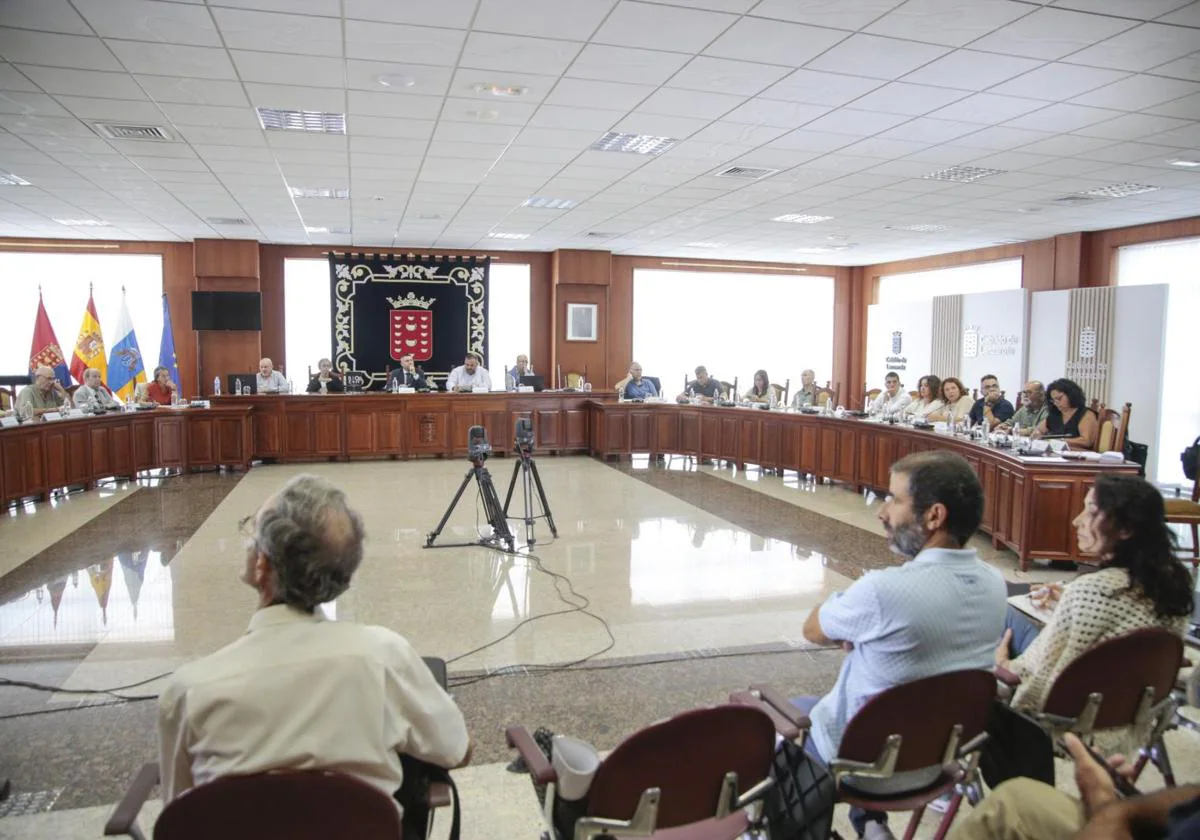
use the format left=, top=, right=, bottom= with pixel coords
left=1109, top=284, right=1167, bottom=478
left=1027, top=289, right=1069, bottom=386
left=959, top=288, right=1028, bottom=394
left=866, top=301, right=931, bottom=398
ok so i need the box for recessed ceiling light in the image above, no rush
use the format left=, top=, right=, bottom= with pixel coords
left=795, top=245, right=851, bottom=253
left=487, top=232, right=530, bottom=240
left=206, top=216, right=248, bottom=226
left=54, top=218, right=110, bottom=226
left=472, top=83, right=527, bottom=98
left=1078, top=182, right=1160, bottom=198
left=257, top=107, right=346, bottom=134
left=772, top=214, right=833, bottom=224
left=376, top=74, right=416, bottom=89
left=892, top=223, right=951, bottom=232
left=289, top=186, right=349, bottom=199
left=0, top=172, right=32, bottom=186
left=590, top=131, right=678, bottom=156
left=418, top=213, right=443, bottom=220
left=685, top=241, right=727, bottom=249
left=923, top=165, right=1006, bottom=183
left=523, top=196, right=578, bottom=210
left=1168, top=157, right=1200, bottom=168
left=305, top=225, right=329, bottom=233
left=463, top=109, right=500, bottom=121
left=307, top=225, right=351, bottom=234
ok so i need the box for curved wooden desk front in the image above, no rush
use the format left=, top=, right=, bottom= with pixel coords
left=588, top=402, right=1138, bottom=570
left=0, top=405, right=253, bottom=505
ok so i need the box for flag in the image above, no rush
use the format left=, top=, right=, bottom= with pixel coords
left=158, top=293, right=180, bottom=390
left=70, top=285, right=107, bottom=385
left=29, top=289, right=71, bottom=387
left=107, top=289, right=146, bottom=402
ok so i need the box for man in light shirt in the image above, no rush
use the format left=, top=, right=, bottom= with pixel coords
left=17, top=365, right=68, bottom=418
left=445, top=353, right=492, bottom=392
left=506, top=354, right=531, bottom=390
left=795, top=451, right=1007, bottom=840
left=792, top=369, right=818, bottom=408
left=73, top=368, right=119, bottom=412
left=157, top=475, right=471, bottom=813
left=256, top=358, right=290, bottom=394
left=868, top=372, right=912, bottom=415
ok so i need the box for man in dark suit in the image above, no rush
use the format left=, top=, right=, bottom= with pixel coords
left=387, top=353, right=428, bottom=390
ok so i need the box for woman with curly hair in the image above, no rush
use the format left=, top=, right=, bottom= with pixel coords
left=1034, top=377, right=1099, bottom=450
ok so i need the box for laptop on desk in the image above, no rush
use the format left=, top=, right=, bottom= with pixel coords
left=519, top=374, right=545, bottom=392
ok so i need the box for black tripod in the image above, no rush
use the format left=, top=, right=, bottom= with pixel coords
left=425, top=449, right=516, bottom=554
left=502, top=439, right=557, bottom=547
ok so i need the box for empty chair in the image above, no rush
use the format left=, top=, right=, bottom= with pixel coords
left=1096, top=401, right=1132, bottom=453
left=1166, top=471, right=1200, bottom=567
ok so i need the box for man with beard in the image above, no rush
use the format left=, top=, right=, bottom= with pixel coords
left=795, top=451, right=1007, bottom=840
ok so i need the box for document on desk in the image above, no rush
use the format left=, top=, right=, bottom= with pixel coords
left=1008, top=594, right=1054, bottom=625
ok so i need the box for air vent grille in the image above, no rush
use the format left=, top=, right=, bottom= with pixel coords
left=206, top=217, right=248, bottom=226
left=1078, top=182, right=1160, bottom=198
left=92, top=123, right=174, bottom=141
left=715, top=165, right=779, bottom=180
left=923, top=165, right=1006, bottom=183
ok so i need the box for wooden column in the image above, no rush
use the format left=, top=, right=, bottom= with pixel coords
left=551, top=249, right=612, bottom=388
left=194, top=239, right=262, bottom=396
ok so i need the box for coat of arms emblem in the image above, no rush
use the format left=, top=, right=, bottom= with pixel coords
left=1078, top=326, right=1096, bottom=359
left=962, top=326, right=979, bottom=359
left=388, top=292, right=435, bottom=362
left=891, top=331, right=902, bottom=354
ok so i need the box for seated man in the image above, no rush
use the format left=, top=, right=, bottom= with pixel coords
left=616, top=362, right=657, bottom=399
left=867, top=371, right=912, bottom=415
left=74, top=367, right=119, bottom=412
left=968, top=374, right=1014, bottom=426
left=996, top=380, right=1047, bottom=434
left=792, top=369, right=818, bottom=408
left=157, top=474, right=471, bottom=813
left=676, top=365, right=721, bottom=404
left=17, top=365, right=68, bottom=418
left=307, top=358, right=345, bottom=393
left=386, top=353, right=427, bottom=390
left=796, top=450, right=1007, bottom=839
left=256, top=358, right=290, bottom=394
left=506, top=354, right=532, bottom=390
left=445, top=353, right=491, bottom=392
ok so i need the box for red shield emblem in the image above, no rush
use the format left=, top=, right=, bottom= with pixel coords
left=390, top=310, right=433, bottom=361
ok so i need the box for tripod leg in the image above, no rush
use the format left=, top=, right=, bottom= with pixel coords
left=476, top=466, right=516, bottom=552
left=528, top=460, right=558, bottom=538
left=521, top=458, right=536, bottom=546
left=425, top=468, right=477, bottom=547
left=502, top=457, right=521, bottom=516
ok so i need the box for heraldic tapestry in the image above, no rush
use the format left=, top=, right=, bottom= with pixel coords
left=328, top=253, right=490, bottom=390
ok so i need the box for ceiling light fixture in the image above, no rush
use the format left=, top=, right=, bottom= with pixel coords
left=488, top=232, right=530, bottom=240
left=304, top=225, right=329, bottom=233
left=206, top=216, right=248, bottom=226
left=1168, top=157, right=1200, bottom=168
left=472, top=83, right=527, bottom=98
left=376, top=74, right=416, bottom=89
left=53, top=218, right=110, bottom=226
left=289, top=187, right=350, bottom=199
left=523, top=196, right=578, bottom=210
left=685, top=241, right=727, bottom=249
left=795, top=245, right=851, bottom=253
left=892, top=223, right=951, bottom=232
left=1077, top=182, right=1160, bottom=198
left=257, top=107, right=346, bottom=134
left=590, top=132, right=678, bottom=156
left=923, top=165, right=1006, bottom=183
left=772, top=214, right=833, bottom=224
left=0, top=172, right=32, bottom=186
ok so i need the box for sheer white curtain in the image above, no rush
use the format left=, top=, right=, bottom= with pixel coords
left=485, top=263, right=531, bottom=378
left=283, top=258, right=333, bottom=380
left=878, top=258, right=1022, bottom=304
left=0, top=252, right=163, bottom=379
left=1117, top=238, right=1200, bottom=486
left=632, top=269, right=834, bottom=397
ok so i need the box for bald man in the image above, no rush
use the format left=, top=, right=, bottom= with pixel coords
left=256, top=358, right=290, bottom=394
left=74, top=368, right=119, bottom=412
left=17, top=366, right=68, bottom=418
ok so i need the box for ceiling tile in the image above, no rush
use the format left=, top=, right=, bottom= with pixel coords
left=1145, top=92, right=1200, bottom=119
left=441, top=97, right=538, bottom=126
left=765, top=128, right=857, bottom=152
left=348, top=116, right=436, bottom=139
left=158, top=103, right=262, bottom=130
left=1050, top=0, right=1193, bottom=20
left=345, top=60, right=453, bottom=97
left=704, top=17, right=848, bottom=66
left=879, top=117, right=980, bottom=143
left=968, top=8, right=1136, bottom=60
left=847, top=82, right=968, bottom=116
left=721, top=98, right=831, bottom=128
left=592, top=2, right=738, bottom=52
left=347, top=90, right=442, bottom=119
left=344, top=0, right=480, bottom=27
left=1150, top=54, right=1200, bottom=82
left=459, top=32, right=583, bottom=75
left=865, top=0, right=1031, bottom=47
left=901, top=50, right=1044, bottom=91
left=137, top=76, right=250, bottom=107
left=244, top=83, right=346, bottom=112
left=800, top=108, right=911, bottom=136
left=611, top=112, right=712, bottom=137
left=473, top=0, right=618, bottom=40
left=567, top=45, right=691, bottom=86
left=17, top=67, right=148, bottom=101
left=690, top=121, right=791, bottom=144
left=0, top=0, right=93, bottom=35
left=1003, top=102, right=1122, bottom=131
left=175, top=126, right=268, bottom=147
left=74, top=0, right=222, bottom=46
left=0, top=63, right=38, bottom=93
left=805, top=34, right=952, bottom=80
left=449, top=69, right=558, bottom=104
left=544, top=78, right=656, bottom=110
left=661, top=57, right=789, bottom=98
left=1016, top=134, right=1118, bottom=156
left=105, top=41, right=238, bottom=82
left=950, top=125, right=1054, bottom=148
left=213, top=7, right=344, bottom=55
left=54, top=96, right=167, bottom=123
left=749, top=0, right=904, bottom=30
left=1064, top=23, right=1200, bottom=71
left=514, top=126, right=600, bottom=150
left=433, top=121, right=521, bottom=145
left=527, top=104, right=624, bottom=130
left=637, top=87, right=745, bottom=119
left=989, top=63, right=1130, bottom=102
left=232, top=51, right=346, bottom=89
left=0, top=29, right=123, bottom=71
left=1156, top=1, right=1200, bottom=24
left=929, top=93, right=1048, bottom=125
left=762, top=70, right=885, bottom=107
left=1074, top=111, right=1194, bottom=140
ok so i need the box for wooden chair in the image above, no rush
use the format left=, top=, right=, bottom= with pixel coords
left=719, top=378, right=738, bottom=401
left=506, top=704, right=776, bottom=840
left=1096, top=401, right=1132, bottom=453
left=769, top=378, right=789, bottom=405
left=0, top=374, right=30, bottom=409
left=814, top=387, right=836, bottom=408
left=565, top=371, right=585, bottom=389
left=865, top=387, right=881, bottom=410
left=908, top=390, right=919, bottom=400
left=737, top=670, right=997, bottom=840
left=1166, top=471, right=1200, bottom=568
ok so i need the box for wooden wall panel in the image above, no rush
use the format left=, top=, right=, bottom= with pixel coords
left=259, top=244, right=286, bottom=374
left=194, top=239, right=262, bottom=396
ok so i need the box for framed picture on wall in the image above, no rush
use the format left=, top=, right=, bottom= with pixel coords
left=566, top=303, right=598, bottom=342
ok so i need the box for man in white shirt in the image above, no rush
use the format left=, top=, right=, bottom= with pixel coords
left=506, top=354, right=531, bottom=390
left=796, top=450, right=1007, bottom=839
left=868, top=372, right=912, bottom=415
left=157, top=474, right=471, bottom=813
left=73, top=368, right=119, bottom=412
left=256, top=358, right=290, bottom=394
left=445, top=353, right=491, bottom=392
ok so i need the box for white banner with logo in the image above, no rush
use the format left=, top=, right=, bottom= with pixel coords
left=958, top=289, right=1028, bottom=397
left=866, top=301, right=931, bottom=395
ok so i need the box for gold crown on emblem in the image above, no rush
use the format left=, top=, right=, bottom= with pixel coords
left=387, top=292, right=436, bottom=309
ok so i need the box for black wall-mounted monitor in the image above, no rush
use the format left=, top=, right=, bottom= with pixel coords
left=191, top=291, right=262, bottom=331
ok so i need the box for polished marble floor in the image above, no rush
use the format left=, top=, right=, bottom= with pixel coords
left=0, top=455, right=1196, bottom=838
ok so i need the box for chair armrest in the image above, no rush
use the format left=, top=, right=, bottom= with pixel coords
left=749, top=684, right=812, bottom=728
left=729, top=689, right=806, bottom=741
left=104, top=762, right=159, bottom=838
left=505, top=726, right=557, bottom=785
left=427, top=781, right=452, bottom=809
left=995, top=667, right=1022, bottom=687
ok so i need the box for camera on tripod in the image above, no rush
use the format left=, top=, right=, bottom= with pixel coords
left=514, top=417, right=535, bottom=454
left=467, top=425, right=491, bottom=463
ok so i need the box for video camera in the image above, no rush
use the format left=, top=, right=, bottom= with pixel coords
left=467, top=425, right=492, bottom=463
left=514, top=417, right=534, bottom=454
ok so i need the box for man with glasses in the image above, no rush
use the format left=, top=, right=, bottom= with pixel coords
left=996, top=381, right=1047, bottom=434
left=156, top=474, right=472, bottom=814
left=16, top=365, right=68, bottom=419
left=968, top=374, right=1014, bottom=427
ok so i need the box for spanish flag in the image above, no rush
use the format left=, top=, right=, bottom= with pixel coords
left=70, top=285, right=107, bottom=385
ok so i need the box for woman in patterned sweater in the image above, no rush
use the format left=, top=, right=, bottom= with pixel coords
left=995, top=473, right=1192, bottom=718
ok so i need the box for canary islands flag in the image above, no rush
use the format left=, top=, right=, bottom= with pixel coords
left=107, top=290, right=146, bottom=402
left=70, top=286, right=107, bottom=386
left=158, top=293, right=180, bottom=390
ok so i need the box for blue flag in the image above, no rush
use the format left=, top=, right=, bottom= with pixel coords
left=158, top=293, right=180, bottom=390
left=108, top=289, right=146, bottom=402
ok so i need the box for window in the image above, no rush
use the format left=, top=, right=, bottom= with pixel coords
left=486, top=263, right=531, bottom=377
left=878, top=258, right=1022, bottom=304
left=284, top=258, right=333, bottom=379
left=1, top=252, right=163, bottom=382
left=633, top=269, right=834, bottom=398
left=1117, top=238, right=1200, bottom=486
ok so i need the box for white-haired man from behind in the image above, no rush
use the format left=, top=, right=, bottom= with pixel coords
left=157, top=474, right=471, bottom=814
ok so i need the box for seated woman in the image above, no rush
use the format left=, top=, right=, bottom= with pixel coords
left=743, top=369, right=771, bottom=404
left=139, top=366, right=178, bottom=406
left=995, top=474, right=1191, bottom=741
left=903, top=374, right=943, bottom=420
left=1033, top=377, right=1098, bottom=450
left=927, top=376, right=972, bottom=424
left=306, top=358, right=345, bottom=394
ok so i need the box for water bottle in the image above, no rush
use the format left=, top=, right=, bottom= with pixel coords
left=768, top=388, right=778, bottom=409
left=213, top=376, right=221, bottom=396
left=234, top=377, right=242, bottom=396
